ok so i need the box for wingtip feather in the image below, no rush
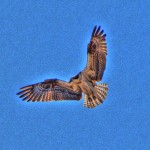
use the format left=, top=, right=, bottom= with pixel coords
left=92, top=25, right=97, bottom=36
left=95, top=26, right=100, bottom=35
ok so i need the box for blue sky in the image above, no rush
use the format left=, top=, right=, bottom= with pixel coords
left=0, top=0, right=150, bottom=149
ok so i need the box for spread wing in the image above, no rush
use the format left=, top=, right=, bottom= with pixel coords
left=17, top=79, right=82, bottom=102
left=86, top=26, right=107, bottom=81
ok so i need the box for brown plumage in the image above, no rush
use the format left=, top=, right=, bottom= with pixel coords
left=17, top=25, right=108, bottom=108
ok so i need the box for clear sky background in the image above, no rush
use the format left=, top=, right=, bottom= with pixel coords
left=0, top=0, right=150, bottom=150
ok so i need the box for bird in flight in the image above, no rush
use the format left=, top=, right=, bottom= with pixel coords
left=17, top=25, right=108, bottom=108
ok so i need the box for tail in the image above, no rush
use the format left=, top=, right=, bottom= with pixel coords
left=83, top=83, right=108, bottom=108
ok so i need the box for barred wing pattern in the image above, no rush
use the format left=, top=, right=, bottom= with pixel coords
left=17, top=79, right=82, bottom=102
left=86, top=26, right=107, bottom=81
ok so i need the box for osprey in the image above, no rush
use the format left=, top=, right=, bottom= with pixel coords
left=17, top=26, right=108, bottom=108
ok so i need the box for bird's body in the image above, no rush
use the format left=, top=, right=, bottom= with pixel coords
left=71, top=69, right=95, bottom=97
left=17, top=25, right=108, bottom=108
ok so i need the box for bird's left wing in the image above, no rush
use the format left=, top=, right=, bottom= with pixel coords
left=86, top=26, right=107, bottom=81
left=17, top=79, right=82, bottom=102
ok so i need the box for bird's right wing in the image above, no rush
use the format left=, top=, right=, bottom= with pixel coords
left=17, top=79, right=82, bottom=102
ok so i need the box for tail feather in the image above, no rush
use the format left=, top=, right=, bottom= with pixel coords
left=91, top=98, right=96, bottom=108
left=95, top=98, right=101, bottom=105
left=84, top=95, right=96, bottom=108
left=96, top=83, right=108, bottom=99
left=84, top=94, right=88, bottom=107
left=83, top=83, right=108, bottom=108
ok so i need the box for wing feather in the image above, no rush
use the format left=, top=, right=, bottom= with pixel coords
left=17, top=79, right=82, bottom=102
left=86, top=26, right=107, bottom=81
